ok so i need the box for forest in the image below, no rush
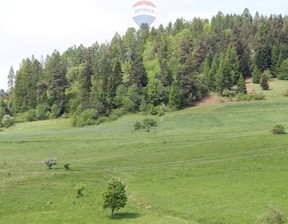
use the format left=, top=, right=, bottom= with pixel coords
left=1, top=8, right=288, bottom=127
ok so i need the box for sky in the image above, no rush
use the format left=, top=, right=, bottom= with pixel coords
left=0, top=0, right=287, bottom=91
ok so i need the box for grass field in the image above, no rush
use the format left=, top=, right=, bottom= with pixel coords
left=0, top=79, right=288, bottom=223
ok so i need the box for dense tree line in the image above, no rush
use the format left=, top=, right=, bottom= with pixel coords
left=2, top=9, right=288, bottom=125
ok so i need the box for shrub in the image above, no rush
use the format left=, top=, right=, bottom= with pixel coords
left=25, top=109, right=37, bottom=122
left=236, top=93, right=265, bottom=102
left=255, top=205, right=285, bottom=224
left=142, top=118, right=157, bottom=132
left=158, top=109, right=165, bottom=116
left=76, top=184, right=85, bottom=198
left=272, top=125, right=286, bottom=134
left=134, top=121, right=142, bottom=130
left=50, top=104, right=61, bottom=119
left=36, top=104, right=48, bottom=120
left=81, top=109, right=98, bottom=121
left=1, top=115, right=15, bottom=128
left=43, top=158, right=57, bottom=169
left=71, top=109, right=98, bottom=127
left=252, top=93, right=265, bottom=101
left=64, top=163, right=70, bottom=170
left=222, top=88, right=234, bottom=97
left=110, top=107, right=125, bottom=118
left=150, top=105, right=159, bottom=115
left=134, top=118, right=158, bottom=132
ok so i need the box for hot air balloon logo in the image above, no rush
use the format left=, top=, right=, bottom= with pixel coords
left=132, top=1, right=157, bottom=28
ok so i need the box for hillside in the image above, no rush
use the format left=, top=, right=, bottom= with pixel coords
left=1, top=9, right=288, bottom=129
left=0, top=79, right=288, bottom=223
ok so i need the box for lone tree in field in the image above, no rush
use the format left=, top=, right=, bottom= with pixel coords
left=103, top=177, right=127, bottom=218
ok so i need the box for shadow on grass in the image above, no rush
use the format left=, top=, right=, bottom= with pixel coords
left=110, top=212, right=141, bottom=220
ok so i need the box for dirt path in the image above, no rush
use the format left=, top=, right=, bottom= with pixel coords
left=197, top=93, right=219, bottom=107
left=197, top=79, right=255, bottom=107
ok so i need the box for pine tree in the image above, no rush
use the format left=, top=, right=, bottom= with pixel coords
left=159, top=60, right=173, bottom=87
left=270, top=45, right=280, bottom=77
left=79, top=61, right=93, bottom=108
left=7, top=66, right=15, bottom=92
left=226, top=47, right=241, bottom=84
left=107, top=59, right=123, bottom=99
left=207, top=55, right=219, bottom=91
left=128, top=56, right=148, bottom=88
left=260, top=73, right=269, bottom=90
left=252, top=66, right=261, bottom=84
left=47, top=51, right=68, bottom=114
left=215, top=54, right=232, bottom=95
left=169, top=81, right=182, bottom=109
left=13, top=59, right=39, bottom=112
left=237, top=74, right=247, bottom=94
left=278, top=59, right=288, bottom=80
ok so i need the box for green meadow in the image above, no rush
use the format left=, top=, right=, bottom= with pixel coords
left=1, top=80, right=288, bottom=224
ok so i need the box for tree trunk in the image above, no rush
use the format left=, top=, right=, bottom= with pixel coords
left=111, top=208, right=114, bottom=218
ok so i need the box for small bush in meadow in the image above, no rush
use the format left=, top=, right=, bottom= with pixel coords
left=64, top=163, right=70, bottom=170
left=158, top=109, right=165, bottom=117
left=1, top=115, right=15, bottom=128
left=255, top=205, right=285, bottom=224
left=272, top=125, right=286, bottom=134
left=134, top=118, right=157, bottom=132
left=142, top=118, right=157, bottom=132
left=222, top=88, right=234, bottom=97
left=44, top=158, right=57, bottom=169
left=25, top=109, right=37, bottom=122
left=76, top=184, right=85, bottom=198
left=134, top=121, right=142, bottom=130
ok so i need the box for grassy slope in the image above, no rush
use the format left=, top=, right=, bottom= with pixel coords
left=0, top=79, right=288, bottom=224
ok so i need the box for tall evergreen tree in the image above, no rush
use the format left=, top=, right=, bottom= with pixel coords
left=13, top=59, right=40, bottom=113
left=47, top=51, right=68, bottom=114
left=107, top=59, right=123, bottom=99
left=215, top=54, right=232, bottom=95
left=226, top=47, right=241, bottom=84
left=169, top=81, right=182, bottom=109
left=207, top=55, right=219, bottom=91
left=79, top=56, right=93, bottom=108
left=7, top=66, right=15, bottom=92
left=128, top=56, right=148, bottom=88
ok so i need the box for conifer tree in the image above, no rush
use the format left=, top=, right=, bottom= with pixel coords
left=260, top=73, right=269, bottom=90
left=79, top=60, right=93, bottom=108
left=237, top=74, right=247, bottom=94
left=207, top=55, right=219, bottom=91
left=215, top=55, right=232, bottom=95
left=128, top=55, right=148, bottom=88
left=270, top=45, right=280, bottom=77
left=169, top=81, right=182, bottom=109
left=7, top=66, right=15, bottom=92
left=252, top=66, right=261, bottom=84
left=47, top=51, right=68, bottom=114
left=107, top=59, right=123, bottom=99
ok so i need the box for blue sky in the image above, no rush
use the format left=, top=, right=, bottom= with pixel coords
left=0, top=0, right=287, bottom=90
